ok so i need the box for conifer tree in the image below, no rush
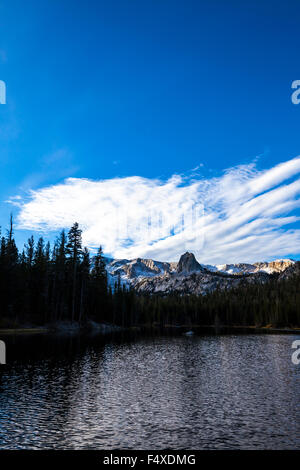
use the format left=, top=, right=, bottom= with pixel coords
left=66, top=222, right=83, bottom=322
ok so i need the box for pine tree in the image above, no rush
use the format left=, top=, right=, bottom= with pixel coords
left=25, top=235, right=35, bottom=268
left=91, top=246, right=108, bottom=322
left=51, top=230, right=67, bottom=322
left=66, top=223, right=83, bottom=322
left=79, top=247, right=91, bottom=324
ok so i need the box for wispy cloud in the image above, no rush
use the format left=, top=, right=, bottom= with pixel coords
left=8, top=157, right=300, bottom=263
left=19, top=148, right=79, bottom=190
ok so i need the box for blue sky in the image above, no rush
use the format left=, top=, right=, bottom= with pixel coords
left=1, top=0, right=300, bottom=262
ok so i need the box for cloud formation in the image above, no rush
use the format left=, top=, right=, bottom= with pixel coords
left=8, top=157, right=300, bottom=263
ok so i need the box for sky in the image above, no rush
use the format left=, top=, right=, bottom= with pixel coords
left=1, top=0, right=300, bottom=263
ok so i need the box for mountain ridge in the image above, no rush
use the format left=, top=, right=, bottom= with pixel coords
left=105, top=252, right=295, bottom=294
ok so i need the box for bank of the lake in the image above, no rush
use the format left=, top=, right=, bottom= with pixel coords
left=0, top=322, right=300, bottom=336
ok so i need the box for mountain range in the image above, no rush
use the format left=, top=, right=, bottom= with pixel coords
left=105, top=252, right=295, bottom=295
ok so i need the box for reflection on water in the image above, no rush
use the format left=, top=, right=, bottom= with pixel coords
left=0, top=333, right=299, bottom=449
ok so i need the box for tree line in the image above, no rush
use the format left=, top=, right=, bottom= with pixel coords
left=0, top=218, right=111, bottom=327
left=134, top=276, right=300, bottom=328
left=0, top=218, right=299, bottom=328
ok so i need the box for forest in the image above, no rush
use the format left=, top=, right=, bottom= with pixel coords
left=0, top=219, right=299, bottom=329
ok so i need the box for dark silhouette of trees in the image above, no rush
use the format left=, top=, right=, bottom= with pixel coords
left=66, top=222, right=83, bottom=323
left=0, top=217, right=299, bottom=329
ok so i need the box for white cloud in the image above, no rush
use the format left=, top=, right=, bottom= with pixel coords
left=8, top=156, right=300, bottom=263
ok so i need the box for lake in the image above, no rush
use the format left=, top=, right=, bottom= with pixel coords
left=0, top=331, right=299, bottom=449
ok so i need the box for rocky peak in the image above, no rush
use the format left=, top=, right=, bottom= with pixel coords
left=176, top=252, right=202, bottom=274
left=254, top=259, right=295, bottom=274
left=278, top=261, right=300, bottom=280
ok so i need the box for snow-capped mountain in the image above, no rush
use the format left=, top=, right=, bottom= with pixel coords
left=206, top=259, right=295, bottom=275
left=105, top=252, right=295, bottom=294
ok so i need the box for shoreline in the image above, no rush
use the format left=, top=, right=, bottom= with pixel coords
left=0, top=324, right=299, bottom=336
left=161, top=324, right=300, bottom=334
left=0, top=327, right=50, bottom=335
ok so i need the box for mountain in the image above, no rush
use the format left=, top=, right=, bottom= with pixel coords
left=205, top=259, right=295, bottom=275
left=176, top=252, right=203, bottom=274
left=132, top=269, right=271, bottom=295
left=105, top=253, right=295, bottom=294
left=253, top=259, right=295, bottom=274
left=106, top=257, right=177, bottom=282
left=278, top=261, right=300, bottom=281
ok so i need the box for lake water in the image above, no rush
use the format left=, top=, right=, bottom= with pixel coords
left=0, top=332, right=299, bottom=449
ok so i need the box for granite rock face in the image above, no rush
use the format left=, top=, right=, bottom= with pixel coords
left=176, top=252, right=203, bottom=274
left=131, top=269, right=270, bottom=295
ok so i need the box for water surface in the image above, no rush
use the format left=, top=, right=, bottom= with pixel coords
left=0, top=332, right=299, bottom=449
